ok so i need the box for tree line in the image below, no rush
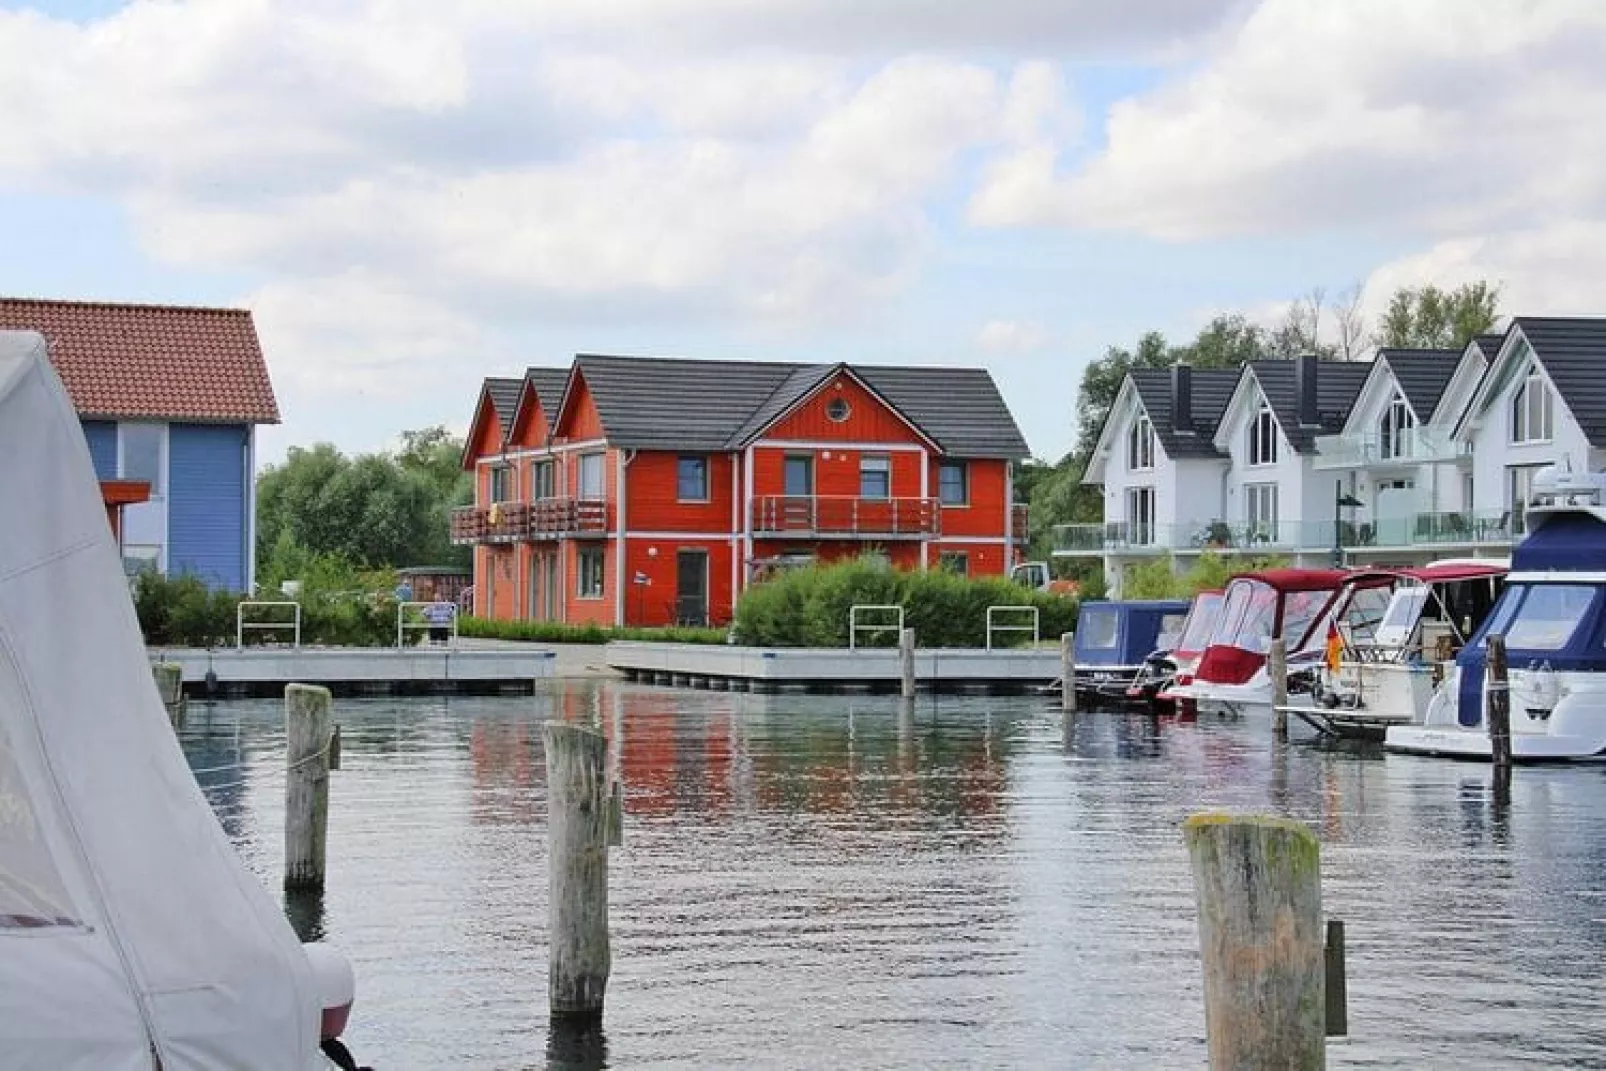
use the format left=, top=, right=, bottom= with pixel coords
left=1018, top=282, right=1502, bottom=569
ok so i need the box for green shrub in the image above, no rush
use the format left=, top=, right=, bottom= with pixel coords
left=457, top=617, right=727, bottom=645
left=732, top=557, right=1077, bottom=648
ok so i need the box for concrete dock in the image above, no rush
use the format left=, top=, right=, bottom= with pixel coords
left=149, top=645, right=558, bottom=697
left=606, top=641, right=1058, bottom=694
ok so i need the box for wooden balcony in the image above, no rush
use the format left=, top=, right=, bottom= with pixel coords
left=750, top=495, right=940, bottom=539
left=1011, top=503, right=1029, bottom=544
left=449, top=499, right=608, bottom=545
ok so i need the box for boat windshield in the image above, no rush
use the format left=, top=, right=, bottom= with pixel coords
left=1503, top=584, right=1598, bottom=651
left=1176, top=594, right=1223, bottom=654
left=1156, top=612, right=1188, bottom=652
left=1212, top=580, right=1279, bottom=653
left=1378, top=586, right=1429, bottom=638
left=1282, top=590, right=1333, bottom=651
left=1079, top=606, right=1120, bottom=649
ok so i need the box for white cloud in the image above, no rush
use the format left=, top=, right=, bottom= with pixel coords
left=976, top=319, right=1049, bottom=353
left=1360, top=224, right=1606, bottom=320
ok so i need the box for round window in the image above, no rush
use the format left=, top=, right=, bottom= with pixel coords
left=826, top=398, right=851, bottom=422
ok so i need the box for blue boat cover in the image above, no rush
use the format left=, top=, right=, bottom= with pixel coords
left=1512, top=510, right=1606, bottom=572
left=1075, top=600, right=1191, bottom=667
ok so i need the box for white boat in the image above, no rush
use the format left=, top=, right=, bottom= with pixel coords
left=1280, top=561, right=1508, bottom=740
left=0, top=331, right=363, bottom=1069
left=1389, top=469, right=1606, bottom=762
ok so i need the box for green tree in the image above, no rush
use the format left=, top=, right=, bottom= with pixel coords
left=1374, top=282, right=1501, bottom=349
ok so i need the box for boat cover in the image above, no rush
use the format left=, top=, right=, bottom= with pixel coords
left=1074, top=600, right=1190, bottom=667
left=0, top=332, right=320, bottom=1068
left=1512, top=510, right=1606, bottom=573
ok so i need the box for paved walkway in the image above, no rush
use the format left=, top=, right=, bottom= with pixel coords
left=454, top=638, right=621, bottom=679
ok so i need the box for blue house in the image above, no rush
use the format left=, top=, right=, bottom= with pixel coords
left=0, top=298, right=280, bottom=591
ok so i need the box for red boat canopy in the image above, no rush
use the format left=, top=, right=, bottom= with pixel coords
left=1399, top=562, right=1508, bottom=584
left=1228, top=568, right=1348, bottom=593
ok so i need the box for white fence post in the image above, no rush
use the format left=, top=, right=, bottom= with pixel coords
left=984, top=605, right=1040, bottom=651
left=236, top=601, right=302, bottom=649
left=847, top=604, right=905, bottom=650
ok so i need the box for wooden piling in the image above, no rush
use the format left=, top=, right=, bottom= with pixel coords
left=284, top=683, right=333, bottom=892
left=328, top=724, right=342, bottom=771
left=1060, top=632, right=1076, bottom=713
left=1270, top=638, right=1289, bottom=740
left=899, top=627, right=916, bottom=700
left=543, top=721, right=613, bottom=1023
left=1487, top=634, right=1512, bottom=773
left=151, top=662, right=185, bottom=727
left=1324, top=919, right=1347, bottom=1037
left=1184, top=812, right=1325, bottom=1070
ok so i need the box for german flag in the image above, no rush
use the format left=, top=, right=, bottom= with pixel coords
left=1325, top=621, right=1343, bottom=673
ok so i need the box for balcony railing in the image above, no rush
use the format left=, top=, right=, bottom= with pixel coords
left=1052, top=509, right=1526, bottom=556
left=1011, top=503, right=1029, bottom=544
left=1313, top=425, right=1471, bottom=470
left=449, top=498, right=608, bottom=544
left=751, top=495, right=940, bottom=539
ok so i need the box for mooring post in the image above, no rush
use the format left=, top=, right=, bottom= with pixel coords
left=284, top=684, right=333, bottom=891
left=151, top=662, right=185, bottom=728
left=1060, top=632, right=1076, bottom=713
left=1270, top=637, right=1289, bottom=740
left=544, top=721, right=614, bottom=1023
left=899, top=627, right=916, bottom=700
left=1487, top=633, right=1512, bottom=774
left=1184, top=812, right=1325, bottom=1070
left=1324, top=919, right=1348, bottom=1037
left=328, top=724, right=342, bottom=771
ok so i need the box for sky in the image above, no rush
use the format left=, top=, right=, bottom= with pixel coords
left=2, top=1, right=1604, bottom=468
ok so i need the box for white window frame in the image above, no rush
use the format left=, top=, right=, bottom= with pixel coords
left=490, top=464, right=515, bottom=503
left=1248, top=403, right=1278, bottom=467
left=1125, top=486, right=1156, bottom=546
left=578, top=452, right=606, bottom=500
left=938, top=461, right=969, bottom=506
left=1379, top=390, right=1416, bottom=460
left=118, top=422, right=168, bottom=496
left=577, top=546, right=605, bottom=599
left=1127, top=414, right=1155, bottom=471
left=859, top=455, right=891, bottom=500
left=677, top=455, right=710, bottom=503
left=1245, top=482, right=1279, bottom=541
left=1510, top=369, right=1555, bottom=445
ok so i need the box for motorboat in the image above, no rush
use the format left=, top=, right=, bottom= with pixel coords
left=1136, top=589, right=1224, bottom=713
left=1168, top=568, right=1389, bottom=718
left=1067, top=599, right=1190, bottom=703
left=0, top=331, right=366, bottom=1069
left=1388, top=470, right=1606, bottom=761
left=1280, top=561, right=1508, bottom=740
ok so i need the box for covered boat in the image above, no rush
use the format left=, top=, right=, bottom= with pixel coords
left=1389, top=476, right=1606, bottom=761
left=0, top=331, right=354, bottom=1069
left=1069, top=599, right=1189, bottom=701
left=1136, top=590, right=1224, bottom=712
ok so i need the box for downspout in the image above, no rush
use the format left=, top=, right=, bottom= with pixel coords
left=244, top=426, right=256, bottom=594
left=1003, top=459, right=1014, bottom=570
left=743, top=444, right=756, bottom=593
left=729, top=451, right=741, bottom=620
left=919, top=448, right=930, bottom=570
left=615, top=449, right=636, bottom=626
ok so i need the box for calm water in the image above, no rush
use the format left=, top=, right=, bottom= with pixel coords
left=180, top=684, right=1606, bottom=1069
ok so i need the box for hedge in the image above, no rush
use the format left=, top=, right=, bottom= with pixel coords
left=731, top=558, right=1077, bottom=648
left=458, top=617, right=727, bottom=645
left=135, top=572, right=399, bottom=648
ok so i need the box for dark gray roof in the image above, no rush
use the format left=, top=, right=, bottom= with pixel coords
left=569, top=354, right=1030, bottom=457
left=1377, top=349, right=1461, bottom=420
left=1128, top=367, right=1240, bottom=459
left=521, top=367, right=571, bottom=434
left=483, top=377, right=523, bottom=439
left=1472, top=333, right=1506, bottom=360
left=1249, top=359, right=1371, bottom=453
left=1514, top=317, right=1606, bottom=447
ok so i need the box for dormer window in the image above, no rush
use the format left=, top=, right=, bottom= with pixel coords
left=1248, top=402, right=1278, bottom=466
left=1127, top=414, right=1155, bottom=470
left=1510, top=368, right=1554, bottom=444
left=1379, top=390, right=1415, bottom=460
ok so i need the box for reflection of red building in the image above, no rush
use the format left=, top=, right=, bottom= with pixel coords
left=454, top=356, right=1030, bottom=627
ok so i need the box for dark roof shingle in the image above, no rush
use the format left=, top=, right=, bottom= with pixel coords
left=1129, top=367, right=1240, bottom=459
left=521, top=367, right=571, bottom=435
left=1376, top=349, right=1461, bottom=420
left=1249, top=359, right=1370, bottom=453
left=1514, top=317, right=1606, bottom=447
left=0, top=297, right=279, bottom=423
left=483, top=377, right=523, bottom=438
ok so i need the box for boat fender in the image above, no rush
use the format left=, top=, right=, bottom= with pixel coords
left=320, top=1037, right=373, bottom=1071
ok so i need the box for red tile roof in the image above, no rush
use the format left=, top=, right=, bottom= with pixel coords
left=0, top=297, right=281, bottom=423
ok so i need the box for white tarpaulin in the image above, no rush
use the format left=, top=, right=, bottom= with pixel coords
left=0, top=331, right=322, bottom=1069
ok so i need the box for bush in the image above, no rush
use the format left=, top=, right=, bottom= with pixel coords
left=458, top=617, right=727, bottom=645
left=134, top=570, right=399, bottom=648
left=732, top=557, right=1078, bottom=648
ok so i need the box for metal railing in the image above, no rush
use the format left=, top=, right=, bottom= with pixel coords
left=1010, top=503, right=1029, bottom=544
left=985, top=605, right=1040, bottom=651
left=848, top=604, right=904, bottom=650
left=1052, top=509, right=1527, bottom=555
left=1313, top=425, right=1471, bottom=470
left=397, top=601, right=459, bottom=648
left=752, top=496, right=940, bottom=538
left=450, top=498, right=609, bottom=544
left=237, top=601, right=301, bottom=648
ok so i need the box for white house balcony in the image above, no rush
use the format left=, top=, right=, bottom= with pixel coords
left=1313, top=425, right=1471, bottom=471
left=1053, top=509, right=1524, bottom=558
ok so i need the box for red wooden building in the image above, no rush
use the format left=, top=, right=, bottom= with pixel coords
left=453, top=355, right=1030, bottom=627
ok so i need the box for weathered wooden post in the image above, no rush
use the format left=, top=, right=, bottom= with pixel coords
left=1487, top=634, right=1512, bottom=774
left=1324, top=919, right=1348, bottom=1037
left=284, top=684, right=333, bottom=892
left=1060, top=632, right=1077, bottom=713
left=1184, top=813, right=1325, bottom=1070
left=151, top=662, right=186, bottom=728
left=1270, top=637, right=1289, bottom=740
left=544, top=721, right=614, bottom=1023
left=328, top=724, right=342, bottom=772
left=899, top=627, right=916, bottom=700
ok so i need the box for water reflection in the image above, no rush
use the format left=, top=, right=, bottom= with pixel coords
left=545, top=1019, right=608, bottom=1071
left=180, top=684, right=1606, bottom=1069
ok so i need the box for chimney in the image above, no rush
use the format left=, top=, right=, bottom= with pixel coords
left=1172, top=363, right=1195, bottom=434
left=1295, top=353, right=1320, bottom=428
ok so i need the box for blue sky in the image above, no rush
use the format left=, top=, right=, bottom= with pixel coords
left=1, top=0, right=1597, bottom=466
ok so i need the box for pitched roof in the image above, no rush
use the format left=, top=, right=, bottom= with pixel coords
left=1472, top=332, right=1506, bottom=360
left=1248, top=359, right=1370, bottom=453
left=1376, top=349, right=1461, bottom=420
left=1513, top=317, right=1606, bottom=447
left=1128, top=367, right=1240, bottom=459
left=521, top=367, right=571, bottom=434
left=567, top=355, right=1029, bottom=457
left=483, top=377, right=523, bottom=438
left=0, top=297, right=279, bottom=423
